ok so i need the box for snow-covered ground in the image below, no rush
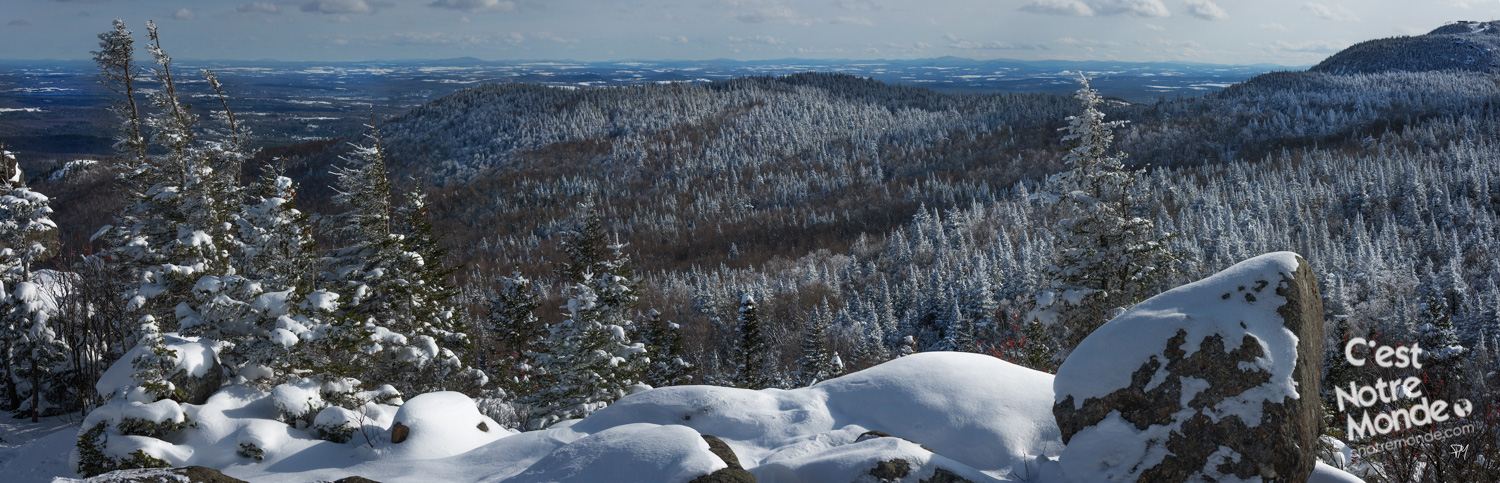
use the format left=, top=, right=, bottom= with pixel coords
left=0, top=351, right=1363, bottom=482
left=0, top=414, right=85, bottom=482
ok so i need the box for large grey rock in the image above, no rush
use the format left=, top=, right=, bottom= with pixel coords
left=1053, top=252, right=1323, bottom=482
left=689, top=434, right=757, bottom=483
left=169, top=357, right=224, bottom=406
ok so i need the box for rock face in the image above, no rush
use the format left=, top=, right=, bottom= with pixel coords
left=689, top=435, right=757, bottom=483
left=1052, top=252, right=1323, bottom=482
left=170, top=355, right=224, bottom=406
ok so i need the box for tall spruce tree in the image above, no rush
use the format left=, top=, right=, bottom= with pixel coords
left=228, top=167, right=320, bottom=386
left=0, top=148, right=70, bottom=420
left=796, top=299, right=840, bottom=385
left=1416, top=266, right=1467, bottom=401
left=1029, top=75, right=1178, bottom=356
left=321, top=129, right=483, bottom=397
left=638, top=308, right=693, bottom=388
left=486, top=272, right=545, bottom=397
left=730, top=293, right=774, bottom=389
left=523, top=208, right=646, bottom=429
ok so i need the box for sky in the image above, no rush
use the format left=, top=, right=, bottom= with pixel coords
left=0, top=0, right=1495, bottom=65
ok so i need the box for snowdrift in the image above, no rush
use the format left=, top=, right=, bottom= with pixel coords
left=37, top=349, right=1365, bottom=482
left=54, top=352, right=1059, bottom=482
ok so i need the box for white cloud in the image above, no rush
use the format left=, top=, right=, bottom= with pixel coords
left=1020, top=0, right=1095, bottom=16
left=1141, top=38, right=1201, bottom=48
left=656, top=35, right=690, bottom=44
left=302, top=0, right=381, bottom=15
left=1258, top=23, right=1289, bottom=32
left=1302, top=3, right=1358, bottom=22
left=1057, top=37, right=1118, bottom=47
left=1270, top=39, right=1346, bottom=53
left=723, top=1, right=818, bottom=25
left=173, top=8, right=197, bottom=20
left=838, top=0, right=879, bottom=11
left=534, top=32, right=579, bottom=44
left=949, top=39, right=1038, bottom=50
left=1184, top=0, right=1227, bottom=21
left=1021, top=0, right=1169, bottom=18
left=237, top=2, right=280, bottom=14
left=833, top=16, right=875, bottom=26
left=728, top=35, right=784, bottom=45
left=1145, top=24, right=1165, bottom=31
left=428, top=0, right=515, bottom=14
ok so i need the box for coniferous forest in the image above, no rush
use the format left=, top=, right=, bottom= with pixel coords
left=4, top=17, right=1500, bottom=483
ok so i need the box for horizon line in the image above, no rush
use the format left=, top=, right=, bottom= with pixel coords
left=0, top=55, right=1309, bottom=69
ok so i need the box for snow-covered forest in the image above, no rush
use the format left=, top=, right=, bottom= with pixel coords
left=3, top=18, right=1500, bottom=483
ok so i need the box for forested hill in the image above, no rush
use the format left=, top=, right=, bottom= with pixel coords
left=1311, top=20, right=1500, bottom=75
left=352, top=73, right=1078, bottom=276
left=291, top=63, right=1500, bottom=283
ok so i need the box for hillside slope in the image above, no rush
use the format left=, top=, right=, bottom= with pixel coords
left=1311, top=20, right=1500, bottom=74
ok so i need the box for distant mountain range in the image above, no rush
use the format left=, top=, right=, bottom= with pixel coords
left=0, top=55, right=1294, bottom=165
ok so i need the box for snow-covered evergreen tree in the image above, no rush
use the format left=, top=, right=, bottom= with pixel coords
left=6, top=279, right=71, bottom=421
left=638, top=308, right=693, bottom=388
left=1030, top=75, right=1178, bottom=355
left=0, top=153, right=69, bottom=419
left=320, top=129, right=483, bottom=397
left=795, top=299, right=839, bottom=385
left=523, top=278, right=646, bottom=429
left=1416, top=266, right=1467, bottom=400
left=394, top=189, right=467, bottom=349
left=486, top=272, right=545, bottom=396
left=936, top=301, right=975, bottom=352
left=523, top=212, right=646, bottom=429
left=238, top=166, right=315, bottom=295
left=730, top=293, right=775, bottom=388
left=0, top=148, right=55, bottom=281
left=220, top=167, right=321, bottom=386
left=322, top=131, right=401, bottom=322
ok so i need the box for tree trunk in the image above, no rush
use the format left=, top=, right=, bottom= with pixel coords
left=29, top=357, right=40, bottom=422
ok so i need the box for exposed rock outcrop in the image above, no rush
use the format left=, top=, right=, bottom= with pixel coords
left=689, top=434, right=757, bottom=483
left=1053, top=252, right=1323, bottom=482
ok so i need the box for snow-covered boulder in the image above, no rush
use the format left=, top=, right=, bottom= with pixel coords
left=96, top=333, right=225, bottom=405
left=385, top=391, right=506, bottom=459
left=1052, top=252, right=1324, bottom=482
left=508, top=423, right=728, bottom=482
left=68, top=466, right=248, bottom=483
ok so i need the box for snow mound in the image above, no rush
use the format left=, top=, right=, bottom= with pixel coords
left=569, top=351, right=1059, bottom=480
left=383, top=391, right=506, bottom=460
left=507, top=423, right=724, bottom=483
left=59, top=351, right=1061, bottom=482
left=94, top=333, right=219, bottom=398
